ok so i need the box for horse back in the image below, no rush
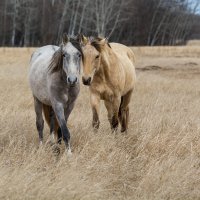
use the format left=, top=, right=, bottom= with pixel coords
left=110, top=43, right=135, bottom=65
left=110, top=43, right=136, bottom=89
left=29, top=45, right=59, bottom=105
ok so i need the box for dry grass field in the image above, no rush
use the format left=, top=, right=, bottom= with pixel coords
left=187, top=40, right=200, bottom=46
left=0, top=46, right=200, bottom=200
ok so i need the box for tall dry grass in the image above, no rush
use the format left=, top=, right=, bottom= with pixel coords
left=0, top=47, right=200, bottom=199
left=131, top=46, right=200, bottom=58
left=187, top=40, right=200, bottom=46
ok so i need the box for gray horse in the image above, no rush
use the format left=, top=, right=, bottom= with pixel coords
left=29, top=34, right=83, bottom=154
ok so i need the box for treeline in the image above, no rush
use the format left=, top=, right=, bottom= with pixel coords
left=0, top=0, right=199, bottom=47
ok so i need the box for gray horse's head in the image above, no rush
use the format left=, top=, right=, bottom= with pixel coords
left=49, top=34, right=83, bottom=87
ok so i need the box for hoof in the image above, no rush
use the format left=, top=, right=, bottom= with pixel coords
left=47, top=140, right=55, bottom=147
left=93, top=127, right=99, bottom=133
left=52, top=145, right=60, bottom=155
left=57, top=139, right=62, bottom=145
left=111, top=127, right=118, bottom=133
left=39, top=141, right=43, bottom=146
left=65, top=148, right=72, bottom=157
left=92, top=121, right=100, bottom=130
left=121, top=127, right=126, bottom=133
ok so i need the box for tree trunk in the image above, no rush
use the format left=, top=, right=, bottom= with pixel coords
left=2, top=0, right=8, bottom=46
left=11, top=0, right=17, bottom=46
left=57, top=0, right=69, bottom=43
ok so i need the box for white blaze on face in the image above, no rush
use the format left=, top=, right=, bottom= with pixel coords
left=63, top=42, right=80, bottom=75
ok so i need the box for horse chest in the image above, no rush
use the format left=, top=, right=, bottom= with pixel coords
left=63, top=86, right=79, bottom=106
left=100, top=93, right=112, bottom=102
left=92, top=84, right=114, bottom=101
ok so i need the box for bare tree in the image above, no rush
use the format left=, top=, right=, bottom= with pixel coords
left=90, top=0, right=124, bottom=37
left=57, top=0, right=70, bottom=43
left=0, top=0, right=199, bottom=46
left=2, top=0, right=8, bottom=46
left=147, top=0, right=164, bottom=45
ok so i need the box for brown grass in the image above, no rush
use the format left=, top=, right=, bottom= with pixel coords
left=187, top=40, right=200, bottom=46
left=131, top=46, right=200, bottom=58
left=0, top=47, right=200, bottom=200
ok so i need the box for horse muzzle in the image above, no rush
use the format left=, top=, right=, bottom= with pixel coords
left=82, top=77, right=91, bottom=86
left=67, top=75, right=78, bottom=86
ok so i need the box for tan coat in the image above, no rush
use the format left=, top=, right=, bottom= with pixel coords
left=82, top=37, right=136, bottom=132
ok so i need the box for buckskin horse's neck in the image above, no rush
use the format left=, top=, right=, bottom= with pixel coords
left=95, top=49, right=116, bottom=83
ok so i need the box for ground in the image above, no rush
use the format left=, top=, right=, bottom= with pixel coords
left=0, top=46, right=200, bottom=200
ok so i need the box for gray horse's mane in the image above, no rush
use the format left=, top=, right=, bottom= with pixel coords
left=48, top=47, right=63, bottom=73
left=48, top=37, right=84, bottom=74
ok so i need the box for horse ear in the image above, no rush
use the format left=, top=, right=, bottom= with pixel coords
left=99, top=37, right=111, bottom=48
left=62, top=33, right=69, bottom=44
left=99, top=38, right=107, bottom=46
left=105, top=37, right=111, bottom=48
left=78, top=34, right=88, bottom=46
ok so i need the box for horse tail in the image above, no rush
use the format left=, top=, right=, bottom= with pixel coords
left=42, top=104, right=59, bottom=132
left=118, top=96, right=124, bottom=118
left=127, top=48, right=136, bottom=65
left=42, top=104, right=51, bottom=127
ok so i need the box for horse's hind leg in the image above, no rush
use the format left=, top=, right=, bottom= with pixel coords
left=34, top=97, right=44, bottom=145
left=43, top=105, right=55, bottom=144
left=49, top=108, right=61, bottom=154
left=119, top=89, right=133, bottom=132
left=43, top=104, right=61, bottom=144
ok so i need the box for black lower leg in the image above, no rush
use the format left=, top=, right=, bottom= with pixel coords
left=92, top=119, right=100, bottom=129
left=50, top=107, right=55, bottom=134
left=61, top=125, right=70, bottom=149
left=92, top=108, right=100, bottom=129
left=57, top=127, right=62, bottom=144
left=120, top=109, right=127, bottom=132
left=36, top=118, right=44, bottom=142
left=111, top=115, right=119, bottom=130
left=34, top=97, right=44, bottom=144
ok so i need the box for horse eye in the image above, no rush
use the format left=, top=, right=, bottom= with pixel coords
left=78, top=53, right=82, bottom=58
left=96, top=55, right=99, bottom=59
left=63, top=54, right=66, bottom=57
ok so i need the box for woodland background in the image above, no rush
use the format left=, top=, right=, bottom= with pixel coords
left=0, top=0, right=200, bottom=47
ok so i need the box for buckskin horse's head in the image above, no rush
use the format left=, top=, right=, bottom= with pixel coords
left=80, top=36, right=110, bottom=86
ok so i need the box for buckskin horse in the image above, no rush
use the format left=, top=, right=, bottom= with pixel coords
left=81, top=36, right=136, bottom=132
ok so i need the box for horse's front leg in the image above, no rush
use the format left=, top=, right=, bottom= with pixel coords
left=112, top=96, right=121, bottom=130
left=52, top=102, right=71, bottom=154
left=64, top=101, right=75, bottom=122
left=104, top=97, right=121, bottom=131
left=90, top=93, right=100, bottom=130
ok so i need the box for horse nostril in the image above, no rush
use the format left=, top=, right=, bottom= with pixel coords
left=82, top=77, right=85, bottom=84
left=67, top=77, right=71, bottom=83
left=82, top=77, right=91, bottom=85
left=67, top=76, right=78, bottom=85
